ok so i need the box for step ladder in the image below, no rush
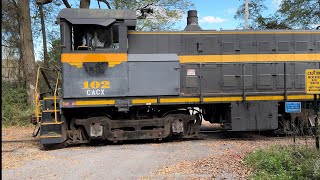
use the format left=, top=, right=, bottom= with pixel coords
left=34, top=67, right=65, bottom=145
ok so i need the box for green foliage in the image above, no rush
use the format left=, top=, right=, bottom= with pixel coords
left=235, top=0, right=290, bottom=29
left=31, top=0, right=62, bottom=51
left=235, top=0, right=320, bottom=29
left=48, top=39, right=61, bottom=67
left=234, top=0, right=267, bottom=29
left=2, top=0, right=20, bottom=59
left=255, top=14, right=290, bottom=29
left=2, top=82, right=34, bottom=127
left=278, top=0, right=320, bottom=29
left=245, top=145, right=320, bottom=180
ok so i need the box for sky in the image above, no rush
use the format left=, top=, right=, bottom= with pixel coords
left=84, top=0, right=282, bottom=30
left=34, top=0, right=282, bottom=60
left=62, top=0, right=282, bottom=31
left=181, top=0, right=282, bottom=30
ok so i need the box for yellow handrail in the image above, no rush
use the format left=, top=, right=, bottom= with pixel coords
left=35, top=67, right=41, bottom=124
left=53, top=71, right=60, bottom=124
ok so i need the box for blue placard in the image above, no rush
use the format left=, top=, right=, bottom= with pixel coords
left=285, top=102, right=301, bottom=113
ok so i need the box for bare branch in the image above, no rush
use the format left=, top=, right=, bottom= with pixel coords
left=142, top=3, right=153, bottom=9
left=62, top=0, right=72, bottom=8
left=36, top=0, right=53, bottom=5
left=2, top=44, right=15, bottom=48
left=97, top=0, right=111, bottom=9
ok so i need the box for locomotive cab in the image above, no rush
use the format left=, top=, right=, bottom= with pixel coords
left=58, top=8, right=136, bottom=53
left=57, top=9, right=138, bottom=99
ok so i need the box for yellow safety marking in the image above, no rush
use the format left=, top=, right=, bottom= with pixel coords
left=203, top=96, right=243, bottom=102
left=160, top=97, right=200, bottom=103
left=61, top=53, right=128, bottom=68
left=35, top=67, right=41, bottom=124
left=132, top=99, right=158, bottom=104
left=53, top=72, right=60, bottom=124
left=40, top=135, right=62, bottom=138
left=75, top=100, right=115, bottom=106
left=128, top=31, right=320, bottom=35
left=246, top=95, right=284, bottom=101
left=41, top=122, right=63, bottom=125
left=72, top=95, right=314, bottom=107
left=43, top=97, right=59, bottom=100
left=42, top=110, right=61, bottom=112
left=68, top=62, right=83, bottom=68
left=287, top=95, right=314, bottom=100
left=179, top=54, right=320, bottom=63
left=159, top=95, right=313, bottom=103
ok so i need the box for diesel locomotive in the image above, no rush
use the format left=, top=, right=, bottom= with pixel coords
left=32, top=8, right=320, bottom=147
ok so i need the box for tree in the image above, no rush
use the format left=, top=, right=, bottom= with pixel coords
left=234, top=0, right=267, bottom=29
left=2, top=0, right=23, bottom=82
left=18, top=0, right=37, bottom=105
left=3, top=0, right=62, bottom=107
left=36, top=0, right=53, bottom=68
left=48, top=39, right=61, bottom=67
left=235, top=0, right=320, bottom=29
left=61, top=0, right=194, bottom=31
left=255, top=14, right=290, bottom=29
left=234, top=0, right=289, bottom=29
left=278, top=0, right=320, bottom=29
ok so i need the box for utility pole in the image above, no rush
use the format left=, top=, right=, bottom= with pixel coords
left=245, top=0, right=249, bottom=29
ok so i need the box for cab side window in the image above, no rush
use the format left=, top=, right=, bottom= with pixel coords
left=72, top=24, right=120, bottom=51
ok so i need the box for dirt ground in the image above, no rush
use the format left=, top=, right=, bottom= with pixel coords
left=2, top=122, right=315, bottom=180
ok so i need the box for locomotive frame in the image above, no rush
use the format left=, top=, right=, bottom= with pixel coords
left=32, top=8, right=320, bottom=147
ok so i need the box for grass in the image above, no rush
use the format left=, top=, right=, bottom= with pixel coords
left=2, top=82, right=34, bottom=127
left=245, top=145, right=320, bottom=180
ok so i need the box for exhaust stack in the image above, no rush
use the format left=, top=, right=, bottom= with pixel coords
left=184, top=10, right=202, bottom=31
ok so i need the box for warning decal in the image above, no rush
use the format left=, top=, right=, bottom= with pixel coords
left=306, top=69, right=320, bottom=94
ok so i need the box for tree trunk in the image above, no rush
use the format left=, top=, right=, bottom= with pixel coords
left=36, top=0, right=53, bottom=4
left=18, top=0, right=36, bottom=105
left=318, top=0, right=320, bottom=18
left=80, top=0, right=90, bottom=8
left=39, top=4, right=49, bottom=68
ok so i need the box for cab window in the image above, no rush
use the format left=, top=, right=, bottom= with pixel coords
left=72, top=24, right=119, bottom=51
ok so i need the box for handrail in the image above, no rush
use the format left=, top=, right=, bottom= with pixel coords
left=35, top=67, right=41, bottom=124
left=34, top=66, right=61, bottom=124
left=53, top=71, right=60, bottom=124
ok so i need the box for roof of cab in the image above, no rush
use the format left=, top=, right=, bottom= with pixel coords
left=57, top=8, right=137, bottom=20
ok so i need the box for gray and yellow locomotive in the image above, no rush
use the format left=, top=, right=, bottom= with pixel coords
left=33, top=8, right=320, bottom=147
